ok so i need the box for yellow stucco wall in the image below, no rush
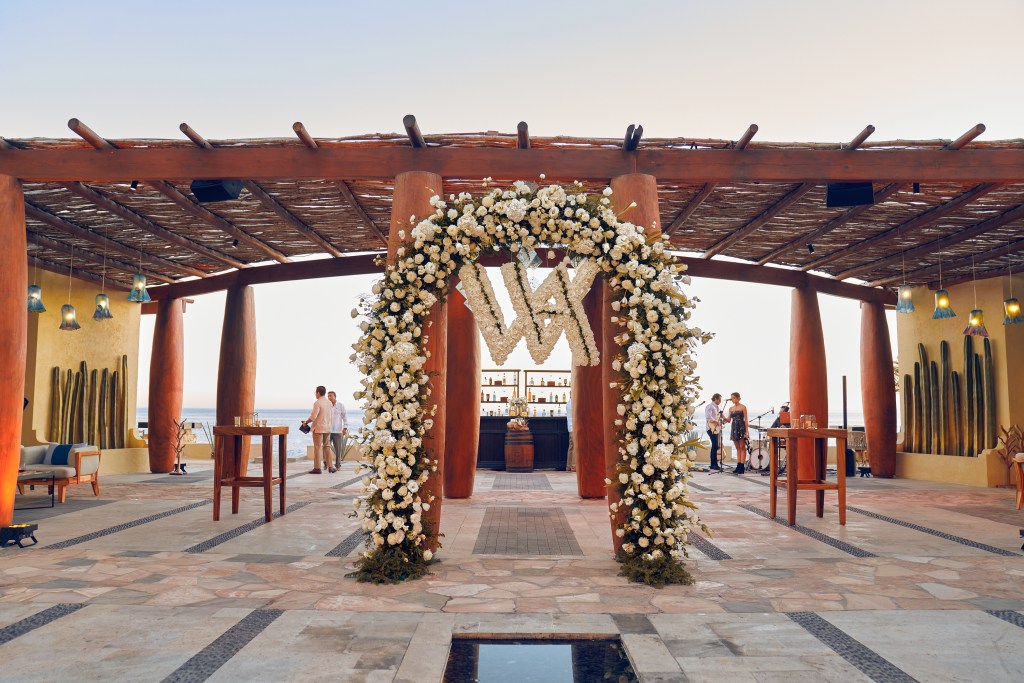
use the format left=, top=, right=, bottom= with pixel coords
left=895, top=273, right=1023, bottom=472
left=22, top=268, right=141, bottom=446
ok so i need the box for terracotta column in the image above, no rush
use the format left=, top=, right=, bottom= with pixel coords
left=148, top=298, right=184, bottom=473
left=217, top=286, right=256, bottom=468
left=444, top=278, right=480, bottom=498
left=789, top=286, right=828, bottom=480
left=860, top=301, right=897, bottom=477
left=388, top=171, right=446, bottom=551
left=604, top=173, right=662, bottom=554
left=574, top=282, right=605, bottom=498
left=0, top=175, right=27, bottom=527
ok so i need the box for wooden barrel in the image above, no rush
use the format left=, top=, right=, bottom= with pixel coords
left=505, top=429, right=534, bottom=472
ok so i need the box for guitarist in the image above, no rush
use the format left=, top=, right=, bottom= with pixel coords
left=704, top=393, right=724, bottom=471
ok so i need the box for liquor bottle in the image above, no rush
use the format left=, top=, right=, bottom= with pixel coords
left=480, top=390, right=484, bottom=401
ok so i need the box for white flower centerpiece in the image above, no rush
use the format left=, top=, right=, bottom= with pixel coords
left=351, top=179, right=711, bottom=585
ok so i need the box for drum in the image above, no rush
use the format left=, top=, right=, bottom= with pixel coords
left=747, top=439, right=770, bottom=471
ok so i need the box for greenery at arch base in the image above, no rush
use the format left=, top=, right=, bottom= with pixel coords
left=349, top=180, right=711, bottom=586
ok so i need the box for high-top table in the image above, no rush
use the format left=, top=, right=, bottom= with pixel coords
left=213, top=425, right=288, bottom=522
left=767, top=427, right=848, bottom=526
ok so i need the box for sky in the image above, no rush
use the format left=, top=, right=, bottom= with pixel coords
left=6, top=0, right=1022, bottom=418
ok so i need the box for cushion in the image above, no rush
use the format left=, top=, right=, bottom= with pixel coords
left=23, top=464, right=77, bottom=479
left=44, top=444, right=74, bottom=466
left=20, top=445, right=48, bottom=466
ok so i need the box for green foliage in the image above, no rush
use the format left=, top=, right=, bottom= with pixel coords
left=349, top=544, right=433, bottom=584
left=618, top=553, right=694, bottom=588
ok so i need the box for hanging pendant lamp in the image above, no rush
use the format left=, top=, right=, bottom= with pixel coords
left=27, top=257, right=46, bottom=313
left=895, top=228, right=914, bottom=313
left=93, top=251, right=113, bottom=320
left=128, top=253, right=151, bottom=303
left=963, top=248, right=988, bottom=337
left=60, top=247, right=81, bottom=331
left=1004, top=247, right=1023, bottom=325
left=932, top=256, right=956, bottom=319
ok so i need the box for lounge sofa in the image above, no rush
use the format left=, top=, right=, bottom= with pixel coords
left=19, top=444, right=101, bottom=503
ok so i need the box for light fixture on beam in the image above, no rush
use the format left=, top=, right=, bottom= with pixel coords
left=189, top=179, right=243, bottom=203
left=1005, top=248, right=1023, bottom=325
left=896, top=285, right=915, bottom=314
left=60, top=246, right=80, bottom=331
left=826, top=182, right=874, bottom=207
left=128, top=253, right=150, bottom=303
left=932, top=255, right=955, bottom=319
left=93, top=250, right=113, bottom=321
left=963, top=247, right=988, bottom=337
left=27, top=260, right=45, bottom=313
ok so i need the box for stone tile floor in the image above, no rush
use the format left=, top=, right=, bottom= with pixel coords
left=1, top=463, right=1023, bottom=681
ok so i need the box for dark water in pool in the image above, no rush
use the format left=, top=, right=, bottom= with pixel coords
left=443, top=639, right=639, bottom=682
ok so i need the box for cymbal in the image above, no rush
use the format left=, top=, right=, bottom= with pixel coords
left=750, top=424, right=771, bottom=431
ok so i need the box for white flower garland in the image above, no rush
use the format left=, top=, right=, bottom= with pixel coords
left=351, top=180, right=710, bottom=581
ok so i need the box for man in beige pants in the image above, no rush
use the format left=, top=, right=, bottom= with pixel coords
left=301, top=385, right=333, bottom=474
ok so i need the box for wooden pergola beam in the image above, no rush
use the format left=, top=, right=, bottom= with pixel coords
left=26, top=202, right=194, bottom=280
left=755, top=183, right=901, bottom=265
left=830, top=182, right=1002, bottom=279
left=293, top=122, right=388, bottom=246
left=180, top=123, right=342, bottom=257
left=26, top=230, right=173, bottom=284
left=59, top=181, right=243, bottom=271
left=664, top=124, right=758, bottom=236
left=403, top=115, right=426, bottom=148
left=867, top=201, right=1024, bottom=286
left=67, top=118, right=290, bottom=265
left=703, top=181, right=815, bottom=258
left=10, top=146, right=1024, bottom=183
left=27, top=252, right=130, bottom=291
left=936, top=253, right=1023, bottom=288
left=517, top=121, right=530, bottom=149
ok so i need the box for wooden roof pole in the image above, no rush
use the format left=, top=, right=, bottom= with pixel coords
left=622, top=124, right=643, bottom=151
left=517, top=121, right=530, bottom=149
left=799, top=124, right=987, bottom=272
left=67, top=118, right=291, bottom=265
left=831, top=182, right=1002, bottom=279
left=937, top=245, right=1024, bottom=287
left=179, top=123, right=341, bottom=257
left=28, top=253, right=129, bottom=291
left=664, top=124, right=758, bottom=237
left=59, top=182, right=243, bottom=271
left=26, top=201, right=198, bottom=279
left=26, top=230, right=173, bottom=284
left=707, top=125, right=876, bottom=259
left=292, top=122, right=388, bottom=246
left=867, top=202, right=1024, bottom=286
left=403, top=115, right=426, bottom=148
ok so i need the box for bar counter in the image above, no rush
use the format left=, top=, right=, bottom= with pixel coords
left=477, top=416, right=569, bottom=470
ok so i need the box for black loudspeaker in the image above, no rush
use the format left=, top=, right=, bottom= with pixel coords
left=826, top=182, right=874, bottom=207
left=190, top=179, right=244, bottom=202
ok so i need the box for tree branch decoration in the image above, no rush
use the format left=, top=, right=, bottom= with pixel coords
left=350, top=181, right=710, bottom=585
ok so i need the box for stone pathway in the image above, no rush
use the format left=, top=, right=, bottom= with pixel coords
left=1, top=463, right=1022, bottom=681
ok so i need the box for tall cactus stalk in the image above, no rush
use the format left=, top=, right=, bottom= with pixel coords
left=983, top=338, right=997, bottom=449
left=918, top=344, right=932, bottom=454
left=61, top=369, right=73, bottom=443
left=110, top=370, right=119, bottom=449
left=939, top=341, right=951, bottom=455
left=88, top=368, right=98, bottom=446
left=69, top=371, right=81, bottom=443
left=974, top=354, right=984, bottom=454
left=929, top=361, right=940, bottom=454
left=951, top=371, right=964, bottom=456
left=78, top=361, right=89, bottom=445
left=99, top=368, right=109, bottom=449
left=118, top=354, right=128, bottom=448
left=913, top=362, right=923, bottom=452
left=903, top=374, right=913, bottom=448
left=49, top=367, right=62, bottom=442
left=964, top=336, right=975, bottom=457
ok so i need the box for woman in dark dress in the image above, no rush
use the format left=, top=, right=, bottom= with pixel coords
left=726, top=391, right=749, bottom=474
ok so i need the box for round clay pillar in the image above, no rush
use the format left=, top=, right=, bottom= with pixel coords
left=860, top=301, right=897, bottom=477
left=444, top=278, right=480, bottom=498
left=605, top=173, right=662, bottom=554
left=0, top=175, right=27, bottom=527
left=148, top=298, right=184, bottom=473
left=574, top=280, right=605, bottom=498
left=217, top=286, right=256, bottom=467
left=789, top=286, right=828, bottom=480
left=388, top=171, right=446, bottom=551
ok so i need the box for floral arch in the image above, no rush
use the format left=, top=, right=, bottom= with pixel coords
left=351, top=179, right=710, bottom=586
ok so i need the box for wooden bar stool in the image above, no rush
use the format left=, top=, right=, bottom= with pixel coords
left=213, top=425, right=289, bottom=522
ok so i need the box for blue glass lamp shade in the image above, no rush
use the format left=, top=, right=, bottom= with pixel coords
left=128, top=273, right=151, bottom=303
left=896, top=285, right=915, bottom=314
left=1004, top=297, right=1024, bottom=325
left=59, top=304, right=81, bottom=331
left=93, top=293, right=113, bottom=321
left=963, top=309, right=989, bottom=337
left=27, top=284, right=46, bottom=313
left=932, top=289, right=956, bottom=319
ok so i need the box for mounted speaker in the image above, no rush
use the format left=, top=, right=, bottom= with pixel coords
left=190, top=179, right=244, bottom=202
left=826, top=182, right=874, bottom=207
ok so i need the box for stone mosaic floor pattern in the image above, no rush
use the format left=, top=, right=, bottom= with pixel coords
left=1, top=461, right=1023, bottom=681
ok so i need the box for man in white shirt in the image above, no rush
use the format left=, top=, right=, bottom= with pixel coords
left=302, top=385, right=333, bottom=474
left=327, top=390, right=348, bottom=473
left=705, top=393, right=724, bottom=471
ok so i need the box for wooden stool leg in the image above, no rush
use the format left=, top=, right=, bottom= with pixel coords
left=815, top=438, right=825, bottom=518
left=769, top=437, right=778, bottom=519
left=213, top=437, right=222, bottom=521
left=279, top=434, right=287, bottom=515
left=787, top=440, right=798, bottom=525
left=232, top=435, right=242, bottom=515
left=263, top=437, right=273, bottom=522
left=837, top=437, right=847, bottom=525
